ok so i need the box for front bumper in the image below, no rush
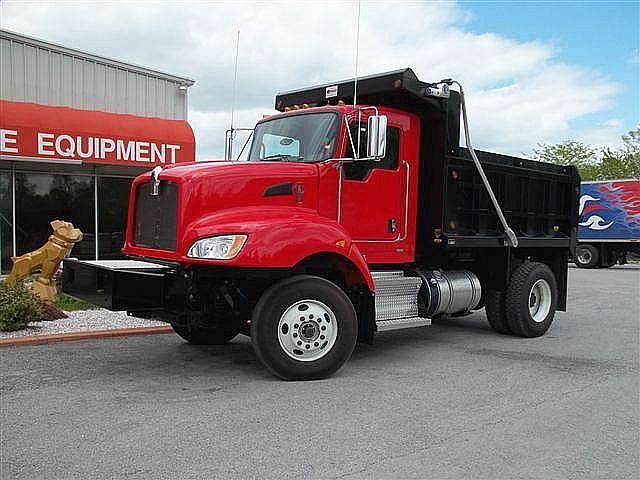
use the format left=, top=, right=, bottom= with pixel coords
left=62, top=259, right=178, bottom=312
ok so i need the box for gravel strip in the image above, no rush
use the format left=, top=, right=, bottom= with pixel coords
left=0, top=309, right=167, bottom=339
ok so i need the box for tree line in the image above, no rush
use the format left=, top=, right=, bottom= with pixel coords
left=530, top=127, right=640, bottom=181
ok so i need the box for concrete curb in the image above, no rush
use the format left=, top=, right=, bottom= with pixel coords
left=0, top=325, right=174, bottom=347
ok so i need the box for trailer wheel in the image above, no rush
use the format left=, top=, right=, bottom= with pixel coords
left=485, top=290, right=511, bottom=334
left=171, top=323, right=240, bottom=345
left=505, top=262, right=557, bottom=337
left=251, top=275, right=357, bottom=380
left=575, top=244, right=599, bottom=268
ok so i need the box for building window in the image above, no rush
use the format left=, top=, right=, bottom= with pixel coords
left=0, top=170, right=137, bottom=273
left=98, top=177, right=133, bottom=259
left=0, top=170, right=12, bottom=275
left=15, top=173, right=95, bottom=259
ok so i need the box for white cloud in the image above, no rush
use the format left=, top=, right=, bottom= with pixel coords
left=0, top=0, right=624, bottom=158
left=189, top=107, right=269, bottom=160
left=575, top=119, right=625, bottom=151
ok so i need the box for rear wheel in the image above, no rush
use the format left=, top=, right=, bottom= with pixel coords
left=251, top=275, right=358, bottom=380
left=575, top=244, right=599, bottom=268
left=172, top=323, right=240, bottom=345
left=506, top=262, right=557, bottom=337
left=485, top=290, right=511, bottom=334
left=601, top=249, right=618, bottom=268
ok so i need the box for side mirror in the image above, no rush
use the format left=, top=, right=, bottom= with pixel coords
left=367, top=115, right=387, bottom=159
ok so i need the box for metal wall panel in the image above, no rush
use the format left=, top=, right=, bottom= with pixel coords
left=1, top=30, right=193, bottom=120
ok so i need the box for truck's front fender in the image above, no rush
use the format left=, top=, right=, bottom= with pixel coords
left=181, top=206, right=374, bottom=290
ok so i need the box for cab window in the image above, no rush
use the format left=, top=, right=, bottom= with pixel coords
left=343, top=123, right=400, bottom=181
left=248, top=112, right=339, bottom=162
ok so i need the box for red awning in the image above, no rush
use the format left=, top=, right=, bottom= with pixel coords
left=0, top=100, right=195, bottom=166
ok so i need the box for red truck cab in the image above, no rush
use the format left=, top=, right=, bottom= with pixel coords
left=63, top=68, right=579, bottom=380
left=123, top=104, right=420, bottom=273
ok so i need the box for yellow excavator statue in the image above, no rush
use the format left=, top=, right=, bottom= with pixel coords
left=6, top=220, right=83, bottom=304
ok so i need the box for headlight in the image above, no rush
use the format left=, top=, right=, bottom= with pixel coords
left=187, top=235, right=247, bottom=259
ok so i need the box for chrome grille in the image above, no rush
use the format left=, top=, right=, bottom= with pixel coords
left=133, top=181, right=178, bottom=251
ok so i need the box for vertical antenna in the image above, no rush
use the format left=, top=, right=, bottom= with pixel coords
left=227, top=30, right=240, bottom=160
left=353, top=0, right=362, bottom=158
left=353, top=0, right=361, bottom=109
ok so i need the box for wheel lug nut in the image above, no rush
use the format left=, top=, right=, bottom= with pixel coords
left=321, top=326, right=326, bottom=331
left=305, top=344, right=310, bottom=349
left=320, top=335, right=325, bottom=340
left=314, top=342, right=319, bottom=347
left=293, top=333, right=297, bottom=338
left=297, top=341, right=302, bottom=346
left=294, top=324, right=299, bottom=329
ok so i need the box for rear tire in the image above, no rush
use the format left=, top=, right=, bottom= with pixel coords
left=172, top=323, right=240, bottom=345
left=601, top=250, right=617, bottom=268
left=251, top=275, right=358, bottom=380
left=575, top=244, right=599, bottom=268
left=485, top=290, right=511, bottom=334
left=506, top=262, right=557, bottom=337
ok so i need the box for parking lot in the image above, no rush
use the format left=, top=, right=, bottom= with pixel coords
left=1, top=265, right=638, bottom=480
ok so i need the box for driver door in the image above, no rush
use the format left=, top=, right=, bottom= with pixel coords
left=339, top=121, right=406, bottom=244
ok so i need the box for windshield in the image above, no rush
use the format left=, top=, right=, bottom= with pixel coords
left=248, top=112, right=339, bottom=162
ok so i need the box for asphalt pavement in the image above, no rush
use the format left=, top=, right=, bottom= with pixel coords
left=1, top=266, right=638, bottom=479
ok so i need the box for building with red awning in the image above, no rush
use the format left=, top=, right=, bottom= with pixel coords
left=0, top=29, right=195, bottom=273
left=1, top=100, right=195, bottom=166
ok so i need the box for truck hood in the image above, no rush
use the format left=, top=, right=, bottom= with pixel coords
left=154, top=160, right=320, bottom=230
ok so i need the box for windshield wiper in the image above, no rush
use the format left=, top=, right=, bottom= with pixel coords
left=262, top=154, right=304, bottom=162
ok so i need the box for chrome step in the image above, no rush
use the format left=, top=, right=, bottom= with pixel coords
left=372, top=270, right=430, bottom=331
left=376, top=317, right=431, bottom=332
left=371, top=270, right=404, bottom=281
left=374, top=275, right=422, bottom=296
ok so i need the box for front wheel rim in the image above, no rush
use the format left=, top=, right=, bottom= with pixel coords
left=277, top=299, right=338, bottom=362
left=529, top=279, right=552, bottom=323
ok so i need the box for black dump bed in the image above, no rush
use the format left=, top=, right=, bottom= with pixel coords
left=441, top=149, right=579, bottom=248
left=276, top=68, right=580, bottom=256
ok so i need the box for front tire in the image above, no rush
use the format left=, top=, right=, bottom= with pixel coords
left=251, top=275, right=358, bottom=380
left=505, top=262, right=557, bottom=337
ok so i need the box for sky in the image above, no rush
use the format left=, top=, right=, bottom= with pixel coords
left=1, top=0, right=638, bottom=159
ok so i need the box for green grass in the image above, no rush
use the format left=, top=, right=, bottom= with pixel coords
left=53, top=293, right=99, bottom=311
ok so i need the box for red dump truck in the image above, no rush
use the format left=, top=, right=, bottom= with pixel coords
left=63, top=69, right=580, bottom=380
